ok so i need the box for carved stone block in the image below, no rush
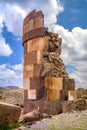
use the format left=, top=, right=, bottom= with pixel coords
left=47, top=89, right=60, bottom=100
left=29, top=77, right=44, bottom=89
left=23, top=78, right=30, bottom=89
left=24, top=88, right=44, bottom=100
left=27, top=37, right=48, bottom=52
left=63, top=78, right=75, bottom=90
left=44, top=77, right=63, bottom=90
left=24, top=51, right=43, bottom=65
left=68, top=90, right=77, bottom=101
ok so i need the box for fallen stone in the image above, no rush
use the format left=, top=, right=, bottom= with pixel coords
left=62, top=99, right=86, bottom=113
left=0, top=102, right=21, bottom=126
left=23, top=109, right=41, bottom=122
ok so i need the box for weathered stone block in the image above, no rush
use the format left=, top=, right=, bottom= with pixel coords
left=60, top=90, right=68, bottom=101
left=35, top=16, right=43, bottom=29
left=24, top=77, right=44, bottom=90
left=23, top=78, right=30, bottom=89
left=24, top=88, right=44, bottom=100
left=68, top=90, right=77, bottom=101
left=24, top=51, right=43, bottom=65
left=0, top=102, right=21, bottom=126
left=63, top=78, right=75, bottom=90
left=62, top=99, right=86, bottom=113
left=29, top=77, right=44, bottom=89
left=24, top=90, right=28, bottom=99
left=23, top=99, right=62, bottom=115
left=24, top=98, right=44, bottom=113
left=24, top=65, right=34, bottom=78
left=47, top=89, right=60, bottom=100
left=43, top=100, right=62, bottom=115
left=27, top=37, right=48, bottom=52
left=23, top=19, right=34, bottom=34
left=34, top=64, right=43, bottom=77
left=44, top=77, right=63, bottom=90
left=24, top=70, right=34, bottom=78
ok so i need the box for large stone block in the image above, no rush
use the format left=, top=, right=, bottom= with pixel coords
left=24, top=64, right=43, bottom=78
left=68, top=90, right=77, bottom=101
left=29, top=77, right=44, bottom=89
left=23, top=77, right=44, bottom=90
left=43, top=100, right=62, bottom=115
left=60, top=90, right=68, bottom=101
left=24, top=65, right=34, bottom=78
left=24, top=88, right=44, bottom=100
left=0, top=102, right=21, bottom=126
left=24, top=70, right=34, bottom=78
left=23, top=99, right=62, bottom=115
left=24, top=98, right=44, bottom=114
left=34, top=64, right=43, bottom=77
left=24, top=51, right=43, bottom=65
left=34, top=16, right=43, bottom=29
left=63, top=78, right=75, bottom=90
left=23, top=78, right=30, bottom=89
left=44, top=77, right=63, bottom=90
left=27, top=37, right=48, bottom=52
left=47, top=89, right=60, bottom=100
left=62, top=99, right=86, bottom=113
left=23, top=19, right=34, bottom=34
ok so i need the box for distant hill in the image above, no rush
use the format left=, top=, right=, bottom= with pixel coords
left=5, top=86, right=20, bottom=89
left=0, top=87, right=23, bottom=106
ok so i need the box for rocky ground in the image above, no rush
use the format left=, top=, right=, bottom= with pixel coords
left=18, top=110, right=87, bottom=130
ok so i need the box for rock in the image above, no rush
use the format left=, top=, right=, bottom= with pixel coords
left=43, top=100, right=62, bottom=115
left=23, top=109, right=41, bottom=122
left=41, top=113, right=52, bottom=118
left=62, top=99, right=86, bottom=113
left=0, top=102, right=21, bottom=126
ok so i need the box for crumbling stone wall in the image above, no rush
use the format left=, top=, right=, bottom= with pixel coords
left=22, top=10, right=76, bottom=114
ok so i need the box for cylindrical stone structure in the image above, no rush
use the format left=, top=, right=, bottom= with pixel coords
left=22, top=10, right=76, bottom=114
left=22, top=10, right=49, bottom=113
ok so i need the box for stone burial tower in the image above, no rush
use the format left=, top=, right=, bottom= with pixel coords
left=22, top=10, right=76, bottom=114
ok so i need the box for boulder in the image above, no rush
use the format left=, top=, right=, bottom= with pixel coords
left=62, top=99, right=86, bottom=113
left=23, top=109, right=41, bottom=122
left=0, top=102, right=21, bottom=126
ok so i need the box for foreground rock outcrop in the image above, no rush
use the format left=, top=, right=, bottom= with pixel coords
left=0, top=102, right=21, bottom=126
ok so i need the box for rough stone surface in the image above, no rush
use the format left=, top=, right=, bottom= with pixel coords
left=24, top=98, right=62, bottom=115
left=62, top=99, right=86, bottom=113
left=0, top=102, right=21, bottom=126
left=23, top=109, right=41, bottom=122
left=44, top=77, right=63, bottom=90
left=22, top=10, right=76, bottom=115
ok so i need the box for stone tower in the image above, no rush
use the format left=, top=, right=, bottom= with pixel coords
left=22, top=10, right=76, bottom=114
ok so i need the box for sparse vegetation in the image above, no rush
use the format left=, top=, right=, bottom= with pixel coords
left=0, top=122, right=21, bottom=130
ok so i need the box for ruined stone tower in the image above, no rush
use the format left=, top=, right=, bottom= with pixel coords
left=22, top=10, right=76, bottom=114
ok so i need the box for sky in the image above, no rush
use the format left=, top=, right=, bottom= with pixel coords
left=0, top=0, right=87, bottom=89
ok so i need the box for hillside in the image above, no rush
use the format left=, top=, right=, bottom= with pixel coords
left=0, top=87, right=23, bottom=106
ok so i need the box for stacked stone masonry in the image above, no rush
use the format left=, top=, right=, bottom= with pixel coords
left=22, top=10, right=76, bottom=114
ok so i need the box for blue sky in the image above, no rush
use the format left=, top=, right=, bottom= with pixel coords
left=0, top=0, right=87, bottom=88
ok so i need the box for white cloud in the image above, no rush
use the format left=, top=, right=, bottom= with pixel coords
left=0, top=0, right=87, bottom=89
left=0, top=36, right=12, bottom=56
left=0, top=63, right=23, bottom=87
left=0, top=14, right=12, bottom=56
left=51, top=24, right=87, bottom=88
